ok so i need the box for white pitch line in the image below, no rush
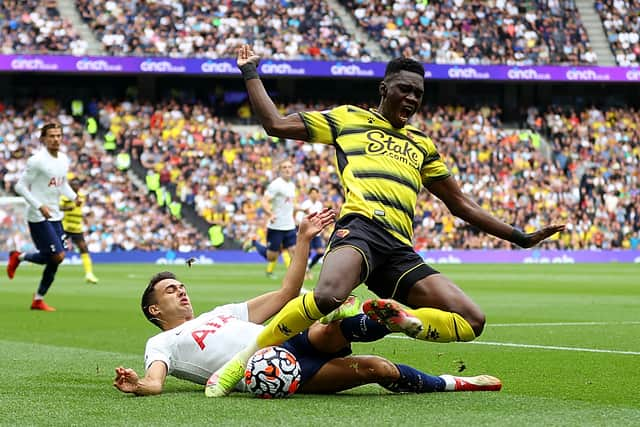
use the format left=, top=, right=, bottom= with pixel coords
left=386, top=335, right=640, bottom=355
left=467, top=341, right=640, bottom=356
left=489, top=321, right=640, bottom=327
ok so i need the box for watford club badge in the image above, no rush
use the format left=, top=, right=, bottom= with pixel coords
left=335, top=229, right=350, bottom=238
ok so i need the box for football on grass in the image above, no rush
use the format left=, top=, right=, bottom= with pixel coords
left=244, top=346, right=301, bottom=398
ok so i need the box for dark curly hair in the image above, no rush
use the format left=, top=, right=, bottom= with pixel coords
left=384, top=57, right=425, bottom=80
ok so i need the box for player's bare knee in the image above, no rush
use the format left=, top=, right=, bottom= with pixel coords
left=314, top=275, right=352, bottom=312
left=358, top=357, right=398, bottom=382
left=52, top=252, right=65, bottom=264
left=467, top=312, right=486, bottom=338
left=313, top=289, right=344, bottom=314
left=373, top=359, right=398, bottom=382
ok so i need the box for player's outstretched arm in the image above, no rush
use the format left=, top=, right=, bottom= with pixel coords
left=427, top=177, right=565, bottom=248
left=237, top=44, right=309, bottom=141
left=246, top=208, right=335, bottom=324
left=113, top=362, right=166, bottom=396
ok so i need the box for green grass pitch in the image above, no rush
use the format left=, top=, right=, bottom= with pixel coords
left=0, top=263, right=638, bottom=426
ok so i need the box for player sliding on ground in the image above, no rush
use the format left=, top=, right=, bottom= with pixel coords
left=206, top=45, right=564, bottom=397
left=113, top=209, right=501, bottom=397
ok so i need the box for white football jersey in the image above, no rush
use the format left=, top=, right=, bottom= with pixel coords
left=144, top=303, right=263, bottom=390
left=15, top=148, right=75, bottom=222
left=265, top=177, right=296, bottom=230
left=300, top=199, right=323, bottom=215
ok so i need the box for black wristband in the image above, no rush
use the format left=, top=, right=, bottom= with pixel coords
left=240, top=63, right=259, bottom=81
left=511, top=228, right=529, bottom=247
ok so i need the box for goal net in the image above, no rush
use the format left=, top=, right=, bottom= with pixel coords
left=0, top=197, right=36, bottom=253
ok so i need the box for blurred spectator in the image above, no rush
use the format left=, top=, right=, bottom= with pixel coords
left=526, top=105, right=639, bottom=248
left=0, top=0, right=87, bottom=55
left=75, top=0, right=370, bottom=60
left=341, top=0, right=596, bottom=65
left=595, top=0, right=640, bottom=65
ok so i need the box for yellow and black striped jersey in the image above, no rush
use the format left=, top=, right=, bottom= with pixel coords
left=60, top=193, right=85, bottom=234
left=299, top=105, right=450, bottom=245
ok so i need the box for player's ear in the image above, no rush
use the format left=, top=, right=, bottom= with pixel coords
left=148, top=304, right=160, bottom=317
left=379, top=82, right=387, bottom=97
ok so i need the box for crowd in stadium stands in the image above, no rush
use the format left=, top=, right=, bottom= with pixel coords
left=74, top=0, right=371, bottom=60
left=1, top=0, right=604, bottom=65
left=595, top=0, right=640, bottom=66
left=526, top=105, right=640, bottom=248
left=104, top=99, right=638, bottom=251
left=340, top=0, right=596, bottom=64
left=0, top=100, right=206, bottom=253
left=100, top=99, right=342, bottom=248
left=11, top=0, right=639, bottom=68
left=0, top=0, right=87, bottom=55
left=1, top=99, right=638, bottom=252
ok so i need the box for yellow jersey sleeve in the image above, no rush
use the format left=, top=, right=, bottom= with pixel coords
left=419, top=137, right=451, bottom=185
left=299, top=105, right=349, bottom=144
left=60, top=196, right=74, bottom=211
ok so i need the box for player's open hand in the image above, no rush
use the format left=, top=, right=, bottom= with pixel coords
left=113, top=367, right=140, bottom=394
left=299, top=208, right=335, bottom=241
left=237, top=44, right=260, bottom=68
left=518, top=224, right=566, bottom=248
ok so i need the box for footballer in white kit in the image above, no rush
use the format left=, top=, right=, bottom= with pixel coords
left=15, top=147, right=75, bottom=224
left=265, top=167, right=296, bottom=247
left=8, top=123, right=77, bottom=312
left=114, top=210, right=357, bottom=396
left=144, top=303, right=263, bottom=389
left=252, top=160, right=298, bottom=277
left=299, top=187, right=326, bottom=273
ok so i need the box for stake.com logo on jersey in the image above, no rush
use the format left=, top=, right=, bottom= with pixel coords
left=365, top=130, right=421, bottom=168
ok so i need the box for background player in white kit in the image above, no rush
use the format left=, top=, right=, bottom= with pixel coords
left=7, top=123, right=78, bottom=312
left=113, top=209, right=502, bottom=396
left=252, top=159, right=297, bottom=278
left=299, top=187, right=326, bottom=279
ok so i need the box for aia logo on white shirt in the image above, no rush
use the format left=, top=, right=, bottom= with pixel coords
left=192, top=314, right=235, bottom=350
left=48, top=176, right=64, bottom=187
